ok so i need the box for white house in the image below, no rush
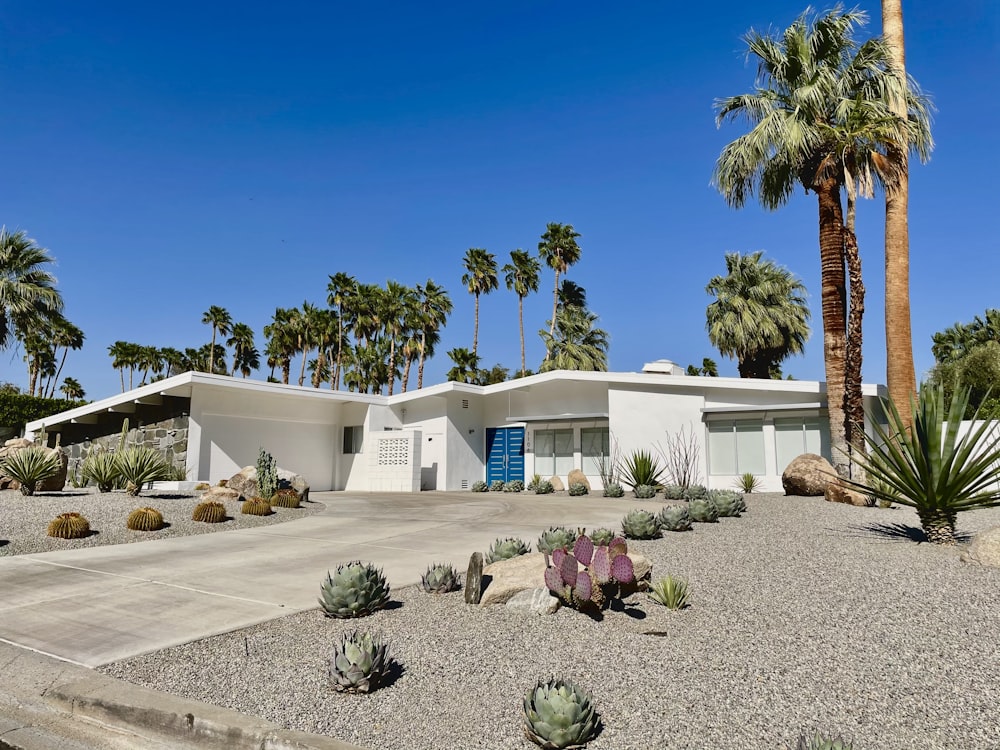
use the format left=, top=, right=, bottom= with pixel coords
left=26, top=361, right=887, bottom=493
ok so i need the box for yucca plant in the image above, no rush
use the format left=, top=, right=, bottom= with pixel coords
left=619, top=449, right=664, bottom=490
left=648, top=575, right=690, bottom=610
left=736, top=472, right=762, bottom=493
left=0, top=446, right=62, bottom=496
left=794, top=732, right=853, bottom=750
left=329, top=631, right=393, bottom=694
left=523, top=678, right=601, bottom=749
left=849, top=385, right=1000, bottom=545
left=115, top=446, right=172, bottom=496
left=319, top=561, right=391, bottom=618
left=485, top=537, right=531, bottom=564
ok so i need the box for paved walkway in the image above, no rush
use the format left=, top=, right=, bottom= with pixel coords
left=0, top=491, right=652, bottom=668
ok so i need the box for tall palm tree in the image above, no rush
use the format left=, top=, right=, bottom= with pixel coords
left=201, top=306, right=232, bottom=376
left=539, top=305, right=609, bottom=373
left=502, top=249, right=541, bottom=377
left=227, top=322, right=259, bottom=378
left=108, top=340, right=134, bottom=392
left=537, top=223, right=582, bottom=354
left=327, top=272, right=357, bottom=390
left=45, top=315, right=84, bottom=398
left=264, top=307, right=299, bottom=384
left=415, top=280, right=452, bottom=390
left=0, top=227, right=63, bottom=350
left=59, top=376, right=85, bottom=400
left=446, top=347, right=481, bottom=384
left=380, top=281, right=412, bottom=396
left=705, top=251, right=811, bottom=379
left=713, top=7, right=916, bottom=477
left=159, top=347, right=186, bottom=377
left=461, top=248, right=498, bottom=356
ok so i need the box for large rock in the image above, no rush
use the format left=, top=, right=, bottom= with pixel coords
left=961, top=526, right=1000, bottom=568
left=200, top=486, right=241, bottom=503
left=824, top=479, right=870, bottom=507
left=782, top=453, right=836, bottom=496
left=227, top=466, right=309, bottom=502
left=506, top=587, right=560, bottom=616
left=567, top=469, right=591, bottom=491
left=0, top=441, right=67, bottom=492
left=480, top=551, right=652, bottom=607
left=465, top=552, right=484, bottom=605
left=549, top=475, right=565, bottom=492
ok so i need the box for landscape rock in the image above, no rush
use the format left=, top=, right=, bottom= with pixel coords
left=824, top=479, right=870, bottom=507
left=3, top=438, right=33, bottom=450
left=465, top=552, right=484, bottom=605
left=567, top=469, right=591, bottom=491
left=782, top=453, right=836, bottom=496
left=227, top=466, right=310, bottom=502
left=961, top=525, right=1000, bottom=568
left=549, top=475, right=565, bottom=492
left=200, top=486, right=242, bottom=503
left=505, top=587, right=560, bottom=616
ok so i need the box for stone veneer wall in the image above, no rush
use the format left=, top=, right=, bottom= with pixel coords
left=63, top=415, right=189, bottom=485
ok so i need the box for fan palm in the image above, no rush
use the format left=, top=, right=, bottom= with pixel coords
left=705, top=251, right=810, bottom=379
left=447, top=347, right=480, bottom=384
left=415, top=280, right=452, bottom=390
left=502, top=249, right=541, bottom=377
left=327, top=272, right=358, bottom=390
left=201, top=306, right=232, bottom=376
left=461, top=248, right=498, bottom=356
left=264, top=307, right=299, bottom=384
left=44, top=315, right=84, bottom=398
left=537, top=223, right=581, bottom=354
left=0, top=227, right=63, bottom=350
left=227, top=322, right=259, bottom=378
left=539, top=305, right=609, bottom=373
left=59, top=376, right=85, bottom=400
left=381, top=281, right=414, bottom=395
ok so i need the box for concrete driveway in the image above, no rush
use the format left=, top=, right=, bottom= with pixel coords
left=0, top=491, right=653, bottom=668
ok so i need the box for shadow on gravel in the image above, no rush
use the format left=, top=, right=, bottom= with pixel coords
left=845, top=522, right=973, bottom=545
left=34, top=491, right=89, bottom=497
left=146, top=493, right=196, bottom=500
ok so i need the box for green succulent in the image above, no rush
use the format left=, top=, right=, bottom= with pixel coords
left=115, top=446, right=172, bottom=496
left=568, top=482, right=588, bottom=496
left=602, top=483, right=624, bottom=498
left=81, top=450, right=120, bottom=492
left=319, top=561, right=391, bottom=618
left=485, top=537, right=531, bottom=564
left=657, top=504, right=692, bottom=531
left=794, top=732, right=854, bottom=750
left=648, top=575, right=690, bottom=610
left=621, top=509, right=661, bottom=540
left=535, top=480, right=555, bottom=495
left=523, top=678, right=601, bottom=749
left=537, top=526, right=578, bottom=555
left=681, top=484, right=709, bottom=501
left=633, top=484, right=656, bottom=499
left=490, top=479, right=506, bottom=492
left=688, top=497, right=719, bottom=523
left=126, top=507, right=164, bottom=531
left=471, top=480, right=489, bottom=492
left=504, top=480, right=525, bottom=493
left=329, top=631, right=392, bottom=694
left=709, top=489, right=743, bottom=517
left=421, top=563, right=461, bottom=593
left=620, top=449, right=664, bottom=489
left=736, top=472, right=762, bottom=493
left=663, top=484, right=685, bottom=500
left=1, top=446, right=62, bottom=496
left=589, top=528, right=616, bottom=546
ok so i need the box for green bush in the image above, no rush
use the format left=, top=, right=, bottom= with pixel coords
left=568, top=482, right=588, bottom=496
left=534, top=480, right=554, bottom=495
left=0, top=393, right=86, bottom=436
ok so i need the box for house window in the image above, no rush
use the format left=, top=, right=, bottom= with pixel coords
left=774, top=417, right=831, bottom=472
left=581, top=427, right=610, bottom=476
left=343, top=426, right=364, bottom=454
left=534, top=429, right=574, bottom=477
left=707, top=420, right=765, bottom=475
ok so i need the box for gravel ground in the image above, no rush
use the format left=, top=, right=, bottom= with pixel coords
left=100, top=494, right=1000, bottom=750
left=0, top=488, right=321, bottom=556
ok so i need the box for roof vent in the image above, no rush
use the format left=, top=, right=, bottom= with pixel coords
left=642, top=359, right=686, bottom=376
left=462, top=399, right=469, bottom=409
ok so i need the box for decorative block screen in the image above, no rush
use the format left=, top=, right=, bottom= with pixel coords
left=377, top=437, right=410, bottom=466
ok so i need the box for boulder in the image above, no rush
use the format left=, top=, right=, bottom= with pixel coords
left=227, top=466, right=309, bottom=503
left=782, top=453, right=836, bottom=496
left=480, top=551, right=652, bottom=607
left=200, top=486, right=241, bottom=503
left=824, top=479, right=870, bottom=507
left=549, top=475, right=565, bottom=492
left=961, top=526, right=1000, bottom=568
left=567, top=469, right=591, bottom=491
left=465, top=552, right=484, bottom=605
left=505, top=587, right=560, bottom=616
left=3, top=438, right=33, bottom=450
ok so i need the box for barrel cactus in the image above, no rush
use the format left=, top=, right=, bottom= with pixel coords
left=47, top=512, right=90, bottom=539
left=688, top=497, right=719, bottom=523
left=589, top=528, right=615, bottom=546
left=485, top=537, right=531, bottom=564
left=126, top=507, right=164, bottom=531
left=471, top=480, right=489, bottom=492
left=270, top=488, right=301, bottom=508
left=535, top=480, right=555, bottom=495
left=657, top=504, right=692, bottom=532
left=602, top=483, right=624, bottom=498
left=241, top=498, right=273, bottom=516
left=537, top=526, right=577, bottom=554
left=633, top=484, right=656, bottom=499
left=710, top=489, right=742, bottom=517
left=420, top=563, right=460, bottom=593
left=329, top=631, right=392, bottom=694
left=523, top=678, right=601, bottom=749
left=568, top=482, right=588, bottom=496
left=192, top=501, right=226, bottom=523
left=621, top=509, right=660, bottom=540
left=319, top=561, right=391, bottom=618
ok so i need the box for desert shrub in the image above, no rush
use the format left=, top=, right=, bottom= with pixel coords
left=503, top=479, right=524, bottom=493
left=0, top=446, right=62, bottom=495
left=534, top=480, right=554, bottom=495
left=116, top=446, right=172, bottom=496
left=568, top=482, right=588, bottom=496
left=648, top=575, right=690, bottom=610
left=619, top=449, right=664, bottom=489
left=471, top=480, right=489, bottom=492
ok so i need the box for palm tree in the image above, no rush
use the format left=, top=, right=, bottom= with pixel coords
left=159, top=347, right=186, bottom=377
left=503, top=249, right=541, bottom=377
left=136, top=345, right=163, bottom=385
left=537, top=223, right=582, bottom=354
left=264, top=308, right=299, bottom=384
left=539, top=305, right=609, bottom=373
left=108, top=340, right=136, bottom=392
left=381, top=281, right=413, bottom=396
left=447, top=347, right=481, bottom=384
left=201, top=306, right=232, bottom=376
left=326, top=272, right=357, bottom=390
left=309, top=308, right=337, bottom=388
left=296, top=302, right=321, bottom=387
left=713, top=8, right=917, bottom=477
left=45, top=315, right=84, bottom=398
left=59, top=376, right=85, bottom=400
left=0, top=228, right=63, bottom=351
left=415, top=280, right=452, bottom=390
left=705, top=252, right=811, bottom=380
left=461, top=248, right=498, bottom=356
left=227, top=322, right=259, bottom=378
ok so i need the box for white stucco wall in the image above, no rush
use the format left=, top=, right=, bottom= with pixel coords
left=396, top=397, right=449, bottom=490
left=445, top=392, right=485, bottom=490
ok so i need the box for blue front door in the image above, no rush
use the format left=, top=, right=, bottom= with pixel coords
left=485, top=427, right=525, bottom=484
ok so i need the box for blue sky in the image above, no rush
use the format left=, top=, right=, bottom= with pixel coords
left=2, top=1, right=998, bottom=399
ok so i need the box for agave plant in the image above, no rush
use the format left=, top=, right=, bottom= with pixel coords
left=633, top=484, right=656, bottom=499
left=504, top=479, right=525, bottom=493
left=568, top=482, right=588, bottom=496
left=621, top=509, right=660, bottom=540
left=0, top=446, right=62, bottom=496
left=490, top=479, right=506, bottom=492
left=589, top=528, right=615, bottom=546
left=619, top=449, right=664, bottom=490
left=648, top=575, right=690, bottom=610
left=485, top=537, right=531, bottom=564
left=537, top=526, right=577, bottom=554
left=681, top=484, right=709, bottom=501
left=319, top=561, right=391, bottom=618
left=709, top=489, right=743, bottom=517
left=115, top=446, right=172, bottom=496
left=81, top=450, right=120, bottom=492
left=688, top=497, right=719, bottom=523
left=662, top=484, right=685, bottom=500
left=657, top=504, right=692, bottom=532
left=535, top=480, right=555, bottom=495
left=421, top=563, right=460, bottom=593
left=849, top=385, right=1000, bottom=545
left=471, top=480, right=489, bottom=492
left=329, top=631, right=392, bottom=694
left=794, top=732, right=854, bottom=750
left=523, top=678, right=601, bottom=749
left=602, top=483, right=624, bottom=498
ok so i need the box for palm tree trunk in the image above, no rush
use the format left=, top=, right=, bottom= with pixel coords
left=546, top=270, right=561, bottom=359
left=298, top=347, right=309, bottom=386
left=313, top=350, right=326, bottom=388
left=472, top=294, right=480, bottom=355
left=843, top=174, right=867, bottom=477
left=917, top=508, right=957, bottom=545
left=518, top=295, right=526, bottom=376
left=119, top=367, right=125, bottom=393
left=882, top=0, right=916, bottom=428
left=49, top=348, right=69, bottom=398
left=282, top=361, right=290, bottom=385
left=209, top=328, right=217, bottom=374
left=28, top=358, right=38, bottom=397
left=816, top=178, right=850, bottom=477
left=402, top=352, right=412, bottom=392
left=388, top=340, right=397, bottom=396
left=417, top=331, right=427, bottom=390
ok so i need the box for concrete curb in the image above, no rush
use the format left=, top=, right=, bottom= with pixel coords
left=46, top=674, right=366, bottom=750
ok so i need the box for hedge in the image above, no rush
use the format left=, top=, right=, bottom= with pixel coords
left=0, top=393, right=87, bottom=436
